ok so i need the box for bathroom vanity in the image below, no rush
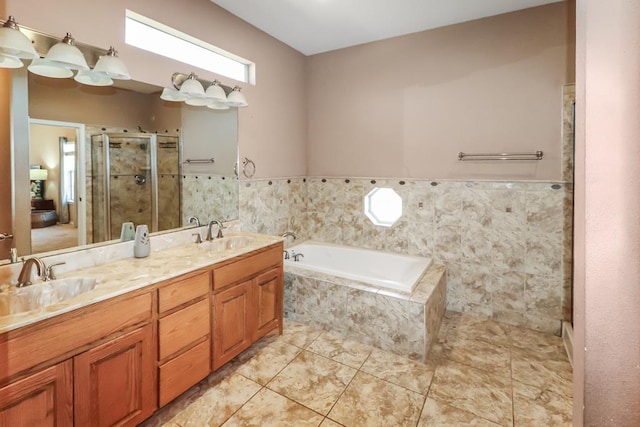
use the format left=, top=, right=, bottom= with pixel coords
left=0, top=234, right=283, bottom=426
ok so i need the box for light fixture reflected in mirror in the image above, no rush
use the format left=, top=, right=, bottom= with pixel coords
left=0, top=15, right=38, bottom=68
left=74, top=69, right=113, bottom=86
left=161, top=72, right=248, bottom=109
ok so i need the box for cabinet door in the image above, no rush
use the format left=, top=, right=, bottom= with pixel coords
left=0, top=360, right=73, bottom=427
left=74, top=324, right=156, bottom=427
left=253, top=267, right=283, bottom=340
left=212, top=281, right=252, bottom=370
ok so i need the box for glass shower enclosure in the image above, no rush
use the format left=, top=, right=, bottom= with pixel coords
left=90, top=133, right=181, bottom=242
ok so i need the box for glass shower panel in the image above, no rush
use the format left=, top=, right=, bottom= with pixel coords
left=90, top=134, right=106, bottom=243
left=157, top=135, right=181, bottom=231
left=106, top=134, right=153, bottom=240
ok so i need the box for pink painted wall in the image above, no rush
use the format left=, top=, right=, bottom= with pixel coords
left=307, top=3, right=572, bottom=180
left=4, top=0, right=307, bottom=178
left=574, top=0, right=640, bottom=425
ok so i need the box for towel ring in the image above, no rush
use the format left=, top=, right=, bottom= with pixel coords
left=241, top=157, right=256, bottom=178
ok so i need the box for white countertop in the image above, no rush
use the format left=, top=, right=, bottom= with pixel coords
left=0, top=232, right=282, bottom=334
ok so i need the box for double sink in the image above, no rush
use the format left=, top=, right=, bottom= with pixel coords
left=0, top=235, right=255, bottom=317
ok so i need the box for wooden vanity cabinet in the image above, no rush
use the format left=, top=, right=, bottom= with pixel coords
left=0, top=360, right=73, bottom=426
left=74, top=325, right=155, bottom=427
left=157, top=270, right=211, bottom=407
left=212, top=243, right=283, bottom=369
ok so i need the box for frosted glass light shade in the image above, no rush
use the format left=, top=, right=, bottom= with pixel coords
left=0, top=16, right=37, bottom=60
left=28, top=57, right=74, bottom=78
left=93, top=46, right=130, bottom=80
left=42, top=33, right=89, bottom=71
left=205, top=80, right=227, bottom=103
left=0, top=52, right=24, bottom=68
left=185, top=97, right=209, bottom=106
left=207, top=101, right=230, bottom=110
left=179, top=74, right=205, bottom=97
left=226, top=86, right=248, bottom=107
left=160, top=87, right=186, bottom=102
left=74, top=69, right=113, bottom=86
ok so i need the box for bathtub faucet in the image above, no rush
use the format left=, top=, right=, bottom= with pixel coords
left=281, top=231, right=297, bottom=240
left=292, top=252, right=304, bottom=262
left=283, top=250, right=290, bottom=260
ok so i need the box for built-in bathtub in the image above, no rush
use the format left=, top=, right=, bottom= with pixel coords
left=283, top=241, right=447, bottom=362
left=284, top=241, right=432, bottom=293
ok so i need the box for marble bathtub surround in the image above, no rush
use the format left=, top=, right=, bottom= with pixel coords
left=239, top=177, right=572, bottom=335
left=284, top=262, right=447, bottom=361
left=143, top=313, right=572, bottom=427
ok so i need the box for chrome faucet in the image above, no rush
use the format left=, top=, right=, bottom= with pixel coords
left=17, top=257, right=46, bottom=287
left=292, top=253, right=304, bottom=262
left=187, top=216, right=201, bottom=227
left=281, top=231, right=297, bottom=240
left=206, top=220, right=225, bottom=241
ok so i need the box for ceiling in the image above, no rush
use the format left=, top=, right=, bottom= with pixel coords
left=210, top=0, right=564, bottom=56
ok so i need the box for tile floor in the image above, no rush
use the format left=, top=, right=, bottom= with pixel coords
left=142, top=311, right=573, bottom=427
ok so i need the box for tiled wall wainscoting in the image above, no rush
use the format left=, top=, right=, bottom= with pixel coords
left=182, top=174, right=239, bottom=224
left=239, top=178, right=572, bottom=335
left=284, top=264, right=447, bottom=361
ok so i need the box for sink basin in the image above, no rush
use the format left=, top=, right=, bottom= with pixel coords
left=0, top=277, right=97, bottom=316
left=198, top=236, right=255, bottom=252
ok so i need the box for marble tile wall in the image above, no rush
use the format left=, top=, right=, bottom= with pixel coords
left=182, top=174, right=239, bottom=225
left=239, top=178, right=573, bottom=335
left=238, top=178, right=308, bottom=238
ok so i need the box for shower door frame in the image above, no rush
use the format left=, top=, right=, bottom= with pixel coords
left=99, top=133, right=159, bottom=240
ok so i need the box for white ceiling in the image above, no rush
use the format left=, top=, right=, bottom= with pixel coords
left=210, top=0, right=564, bottom=56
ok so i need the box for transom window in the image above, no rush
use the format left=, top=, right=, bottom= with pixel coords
left=125, top=10, right=255, bottom=84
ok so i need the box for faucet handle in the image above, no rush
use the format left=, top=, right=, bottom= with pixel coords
left=192, top=233, right=203, bottom=244
left=216, top=222, right=225, bottom=239
left=45, top=262, right=66, bottom=281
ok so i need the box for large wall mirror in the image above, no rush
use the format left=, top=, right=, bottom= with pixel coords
left=1, top=58, right=239, bottom=262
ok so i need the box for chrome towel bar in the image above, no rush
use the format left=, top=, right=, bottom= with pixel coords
left=457, top=151, right=543, bottom=161
left=183, top=158, right=215, bottom=164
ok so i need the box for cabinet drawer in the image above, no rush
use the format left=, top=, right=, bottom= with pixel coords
left=158, top=338, right=210, bottom=407
left=213, top=244, right=282, bottom=290
left=158, top=271, right=210, bottom=314
left=158, top=298, right=210, bottom=360
left=0, top=292, right=152, bottom=382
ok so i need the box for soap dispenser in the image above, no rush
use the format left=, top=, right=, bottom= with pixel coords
left=133, top=225, right=150, bottom=258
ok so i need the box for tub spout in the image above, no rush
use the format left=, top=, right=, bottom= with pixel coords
left=292, top=253, right=304, bottom=262
left=281, top=231, right=297, bottom=240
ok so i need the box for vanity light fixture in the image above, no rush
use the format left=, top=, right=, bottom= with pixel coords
left=226, top=86, right=248, bottom=108
left=0, top=15, right=38, bottom=68
left=160, top=72, right=248, bottom=109
left=28, top=33, right=89, bottom=78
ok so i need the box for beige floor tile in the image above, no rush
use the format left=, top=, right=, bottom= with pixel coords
left=281, top=319, right=324, bottom=348
left=445, top=314, right=513, bottom=347
left=360, top=348, right=436, bottom=395
left=430, top=333, right=512, bottom=378
left=235, top=339, right=302, bottom=385
left=508, top=325, right=565, bottom=354
left=418, top=397, right=502, bottom=426
left=513, top=380, right=572, bottom=427
left=267, top=350, right=357, bottom=415
left=170, top=374, right=261, bottom=427
left=428, top=360, right=513, bottom=426
left=307, top=331, right=374, bottom=368
left=511, top=347, right=573, bottom=399
left=320, top=418, right=344, bottom=427
left=221, top=388, right=324, bottom=427
left=328, top=371, right=425, bottom=427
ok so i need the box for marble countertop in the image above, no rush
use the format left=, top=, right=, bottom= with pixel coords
left=0, top=232, right=282, bottom=334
